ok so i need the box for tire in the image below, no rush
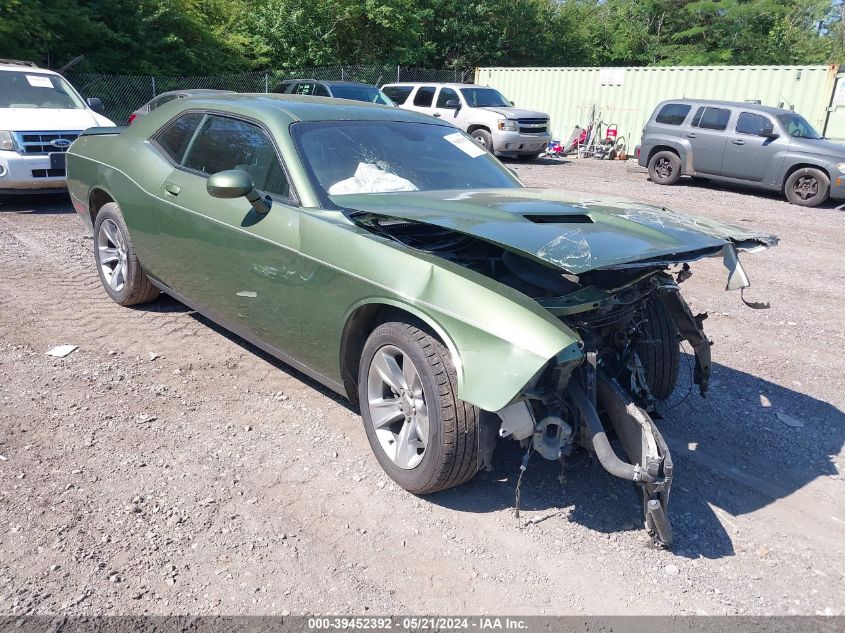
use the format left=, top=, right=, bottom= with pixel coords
left=358, top=321, right=480, bottom=494
left=93, top=202, right=159, bottom=306
left=636, top=297, right=680, bottom=401
left=516, top=152, right=542, bottom=161
left=470, top=129, right=494, bottom=153
left=647, top=150, right=682, bottom=185
left=784, top=167, right=829, bottom=207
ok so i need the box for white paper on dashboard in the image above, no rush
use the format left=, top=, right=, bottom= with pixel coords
left=443, top=132, right=487, bottom=158
left=26, top=75, right=54, bottom=88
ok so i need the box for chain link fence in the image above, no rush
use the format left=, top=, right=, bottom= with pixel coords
left=67, top=66, right=474, bottom=124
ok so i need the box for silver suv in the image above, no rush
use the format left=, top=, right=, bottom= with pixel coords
left=382, top=83, right=551, bottom=160
left=639, top=99, right=845, bottom=207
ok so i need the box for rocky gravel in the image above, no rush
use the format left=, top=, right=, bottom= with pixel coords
left=1, top=158, right=844, bottom=616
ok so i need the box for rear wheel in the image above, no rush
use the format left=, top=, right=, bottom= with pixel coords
left=359, top=321, right=480, bottom=494
left=93, top=202, right=159, bottom=306
left=636, top=297, right=680, bottom=401
left=648, top=150, right=682, bottom=185
left=784, top=167, right=829, bottom=207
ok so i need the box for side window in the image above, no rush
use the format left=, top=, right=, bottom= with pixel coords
left=182, top=115, right=290, bottom=198
left=654, top=103, right=691, bottom=125
left=736, top=112, right=774, bottom=136
left=153, top=112, right=205, bottom=163
left=293, top=83, right=314, bottom=95
left=313, top=84, right=330, bottom=97
left=383, top=86, right=413, bottom=104
left=436, top=87, right=459, bottom=108
left=691, top=107, right=731, bottom=131
left=413, top=86, right=436, bottom=108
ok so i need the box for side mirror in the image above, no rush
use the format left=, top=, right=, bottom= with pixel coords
left=444, top=99, right=461, bottom=109
left=207, top=169, right=271, bottom=214
left=87, top=97, right=104, bottom=114
left=763, top=131, right=779, bottom=139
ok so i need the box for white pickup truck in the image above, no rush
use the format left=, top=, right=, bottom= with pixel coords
left=382, top=82, right=551, bottom=160
left=0, top=59, right=114, bottom=194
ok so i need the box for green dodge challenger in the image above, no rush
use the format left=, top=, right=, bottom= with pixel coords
left=67, top=94, right=776, bottom=546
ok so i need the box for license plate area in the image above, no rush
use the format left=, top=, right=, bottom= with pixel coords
left=50, top=152, right=67, bottom=170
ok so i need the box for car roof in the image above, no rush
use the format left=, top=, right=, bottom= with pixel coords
left=171, top=92, right=439, bottom=124
left=657, top=98, right=794, bottom=117
left=154, top=89, right=237, bottom=97
left=0, top=61, right=58, bottom=75
left=282, top=79, right=377, bottom=87
left=382, top=82, right=478, bottom=89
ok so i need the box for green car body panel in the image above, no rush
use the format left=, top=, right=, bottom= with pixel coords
left=66, top=94, right=774, bottom=413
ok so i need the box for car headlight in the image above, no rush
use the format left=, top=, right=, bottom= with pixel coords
left=0, top=131, right=17, bottom=152
left=836, top=162, right=845, bottom=172
left=497, top=119, right=517, bottom=132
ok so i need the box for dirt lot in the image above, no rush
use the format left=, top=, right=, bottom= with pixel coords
left=1, top=159, right=844, bottom=616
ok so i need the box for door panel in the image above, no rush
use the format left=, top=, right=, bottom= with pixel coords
left=155, top=169, right=303, bottom=357
left=431, top=86, right=463, bottom=127
left=686, top=106, right=731, bottom=175
left=722, top=112, right=787, bottom=183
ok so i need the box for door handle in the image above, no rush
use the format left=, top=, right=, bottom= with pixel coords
left=164, top=183, right=181, bottom=196
left=685, top=133, right=698, bottom=139
left=731, top=139, right=745, bottom=145
left=432, top=113, right=441, bottom=117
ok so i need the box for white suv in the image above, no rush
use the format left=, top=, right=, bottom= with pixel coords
left=382, top=82, right=551, bottom=160
left=0, top=60, right=114, bottom=194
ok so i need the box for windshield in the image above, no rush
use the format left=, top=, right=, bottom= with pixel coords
left=777, top=113, right=822, bottom=139
left=460, top=87, right=511, bottom=108
left=291, top=120, right=520, bottom=201
left=330, top=85, right=394, bottom=106
left=0, top=70, right=86, bottom=109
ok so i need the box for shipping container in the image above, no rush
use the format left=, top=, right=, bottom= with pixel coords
left=475, top=65, right=840, bottom=151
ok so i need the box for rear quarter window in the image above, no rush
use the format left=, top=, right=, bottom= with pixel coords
left=153, top=112, right=205, bottom=163
left=383, top=86, right=413, bottom=104
left=655, top=104, right=692, bottom=125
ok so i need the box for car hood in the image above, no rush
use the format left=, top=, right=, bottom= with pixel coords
left=477, top=107, right=548, bottom=120
left=1, top=108, right=114, bottom=131
left=789, top=136, right=845, bottom=158
left=333, top=188, right=777, bottom=274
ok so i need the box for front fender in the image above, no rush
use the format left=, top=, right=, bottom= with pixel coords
left=344, top=287, right=582, bottom=413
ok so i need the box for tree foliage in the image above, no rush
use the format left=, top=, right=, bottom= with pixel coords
left=0, top=0, right=841, bottom=74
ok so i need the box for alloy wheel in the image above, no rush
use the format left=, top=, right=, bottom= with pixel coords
left=97, top=218, right=128, bottom=292
left=655, top=157, right=673, bottom=180
left=366, top=344, right=429, bottom=470
left=792, top=175, right=819, bottom=201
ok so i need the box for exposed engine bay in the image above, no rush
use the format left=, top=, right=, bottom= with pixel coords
left=353, top=213, right=762, bottom=548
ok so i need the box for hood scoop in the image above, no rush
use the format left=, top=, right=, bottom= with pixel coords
left=523, top=214, right=593, bottom=224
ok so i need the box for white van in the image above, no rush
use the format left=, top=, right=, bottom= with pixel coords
left=0, top=59, right=114, bottom=194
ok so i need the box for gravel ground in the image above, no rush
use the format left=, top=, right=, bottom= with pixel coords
left=0, top=158, right=843, bottom=616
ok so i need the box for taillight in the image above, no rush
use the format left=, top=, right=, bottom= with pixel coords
left=127, top=113, right=137, bottom=125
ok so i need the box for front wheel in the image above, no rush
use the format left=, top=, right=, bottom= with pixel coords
left=470, top=129, right=493, bottom=153
left=359, top=321, right=480, bottom=494
left=93, top=202, right=159, bottom=306
left=648, top=150, right=682, bottom=185
left=784, top=167, right=829, bottom=207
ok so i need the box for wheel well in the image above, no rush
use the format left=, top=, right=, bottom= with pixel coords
left=647, top=145, right=680, bottom=164
left=467, top=124, right=490, bottom=136
left=88, top=188, right=114, bottom=226
left=339, top=303, right=445, bottom=406
left=782, top=163, right=831, bottom=189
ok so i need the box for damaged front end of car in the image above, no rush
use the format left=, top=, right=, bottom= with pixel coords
left=342, top=190, right=777, bottom=548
